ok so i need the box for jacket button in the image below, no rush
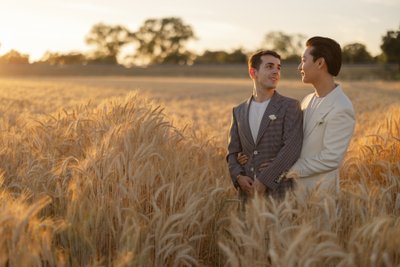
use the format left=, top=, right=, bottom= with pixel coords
left=253, top=150, right=258, bottom=155
left=250, top=167, right=254, bottom=172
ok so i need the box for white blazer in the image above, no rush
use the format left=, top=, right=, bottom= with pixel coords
left=291, top=85, right=355, bottom=191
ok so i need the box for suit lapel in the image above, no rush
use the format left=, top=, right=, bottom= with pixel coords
left=242, top=96, right=255, bottom=146
left=304, top=105, right=334, bottom=138
left=255, top=92, right=281, bottom=145
left=304, top=86, right=342, bottom=138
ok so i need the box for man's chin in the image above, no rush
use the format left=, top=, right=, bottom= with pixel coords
left=269, top=82, right=278, bottom=89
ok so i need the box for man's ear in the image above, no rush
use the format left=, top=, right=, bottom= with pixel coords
left=317, top=57, right=326, bottom=69
left=249, top=68, right=256, bottom=79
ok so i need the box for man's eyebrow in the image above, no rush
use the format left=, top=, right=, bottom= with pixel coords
left=265, top=62, right=281, bottom=67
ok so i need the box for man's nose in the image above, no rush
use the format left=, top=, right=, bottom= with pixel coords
left=297, top=63, right=302, bottom=71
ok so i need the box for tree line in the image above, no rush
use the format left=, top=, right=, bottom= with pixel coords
left=0, top=17, right=399, bottom=70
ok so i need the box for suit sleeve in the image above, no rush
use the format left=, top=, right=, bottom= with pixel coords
left=226, top=108, right=245, bottom=189
left=258, top=100, right=303, bottom=190
left=291, top=107, right=355, bottom=177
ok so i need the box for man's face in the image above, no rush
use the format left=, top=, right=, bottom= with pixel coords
left=298, top=46, right=320, bottom=84
left=252, top=55, right=281, bottom=90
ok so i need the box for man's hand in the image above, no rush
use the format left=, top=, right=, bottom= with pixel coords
left=237, top=175, right=254, bottom=196
left=237, top=154, right=274, bottom=172
left=254, top=179, right=267, bottom=195
left=259, top=158, right=275, bottom=172
left=237, top=152, right=249, bottom=166
left=258, top=162, right=269, bottom=172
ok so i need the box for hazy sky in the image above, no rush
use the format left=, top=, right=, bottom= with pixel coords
left=0, top=0, right=399, bottom=61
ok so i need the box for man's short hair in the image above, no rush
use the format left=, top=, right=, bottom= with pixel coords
left=306, top=36, right=342, bottom=76
left=248, top=50, right=281, bottom=70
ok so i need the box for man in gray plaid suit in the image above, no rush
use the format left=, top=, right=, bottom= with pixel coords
left=227, top=50, right=303, bottom=200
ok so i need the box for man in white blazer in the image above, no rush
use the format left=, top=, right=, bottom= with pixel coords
left=288, top=36, right=355, bottom=191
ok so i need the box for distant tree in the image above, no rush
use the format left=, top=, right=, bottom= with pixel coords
left=262, top=31, right=306, bottom=62
left=374, top=53, right=387, bottom=64
left=0, top=50, right=29, bottom=64
left=381, top=25, right=400, bottom=71
left=342, top=43, right=373, bottom=64
left=194, top=48, right=247, bottom=64
left=85, top=23, right=132, bottom=64
left=132, top=17, right=196, bottom=65
left=162, top=51, right=195, bottom=65
left=86, top=55, right=119, bottom=65
left=284, top=54, right=302, bottom=63
left=225, top=48, right=247, bottom=64
left=195, top=50, right=229, bottom=64
left=39, top=51, right=87, bottom=65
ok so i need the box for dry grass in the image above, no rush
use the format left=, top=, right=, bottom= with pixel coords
left=0, top=77, right=399, bottom=266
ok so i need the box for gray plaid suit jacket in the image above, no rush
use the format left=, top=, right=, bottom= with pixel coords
left=227, top=91, right=303, bottom=198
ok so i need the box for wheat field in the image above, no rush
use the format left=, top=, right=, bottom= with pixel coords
left=0, top=76, right=399, bottom=266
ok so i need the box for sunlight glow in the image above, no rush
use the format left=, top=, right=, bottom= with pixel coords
left=0, top=0, right=399, bottom=61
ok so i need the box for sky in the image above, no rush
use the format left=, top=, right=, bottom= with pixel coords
left=0, top=0, right=399, bottom=62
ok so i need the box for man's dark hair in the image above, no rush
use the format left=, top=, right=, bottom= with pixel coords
left=248, top=50, right=281, bottom=70
left=306, top=36, right=342, bottom=76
